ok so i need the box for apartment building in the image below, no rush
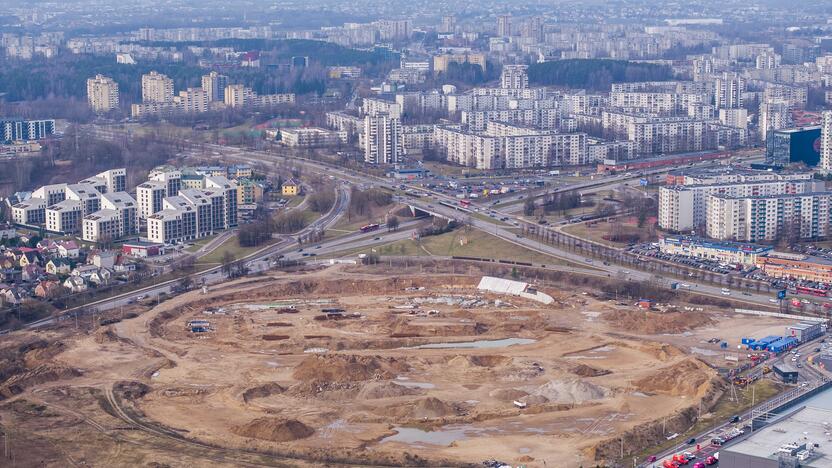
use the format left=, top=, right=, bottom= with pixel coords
left=713, top=72, right=746, bottom=109
left=11, top=198, right=47, bottom=226
left=707, top=192, right=832, bottom=242
left=81, top=210, right=122, bottom=243
left=279, top=127, right=347, bottom=147
left=87, top=74, right=119, bottom=113
left=144, top=177, right=237, bottom=244
left=141, top=71, right=174, bottom=103
left=433, top=126, right=502, bottom=169
left=500, top=65, right=529, bottom=89
left=45, top=199, right=84, bottom=234
left=821, top=111, right=832, bottom=172
left=658, top=178, right=818, bottom=232
left=201, top=71, right=228, bottom=102
left=363, top=113, right=404, bottom=164
left=0, top=119, right=55, bottom=143
left=432, top=53, right=486, bottom=74
left=223, top=84, right=294, bottom=108
left=136, top=181, right=167, bottom=219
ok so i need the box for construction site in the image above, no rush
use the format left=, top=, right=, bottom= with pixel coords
left=0, top=260, right=801, bottom=467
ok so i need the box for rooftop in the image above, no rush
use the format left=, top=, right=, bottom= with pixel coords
left=723, top=406, right=832, bottom=467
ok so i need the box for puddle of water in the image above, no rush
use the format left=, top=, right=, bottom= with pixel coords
left=380, top=426, right=472, bottom=446
left=303, top=347, right=329, bottom=353
left=402, top=338, right=536, bottom=350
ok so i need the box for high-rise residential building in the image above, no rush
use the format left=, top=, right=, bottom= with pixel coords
left=756, top=51, right=781, bottom=69
left=714, top=72, right=746, bottom=110
left=86, top=74, right=119, bottom=113
left=500, top=65, right=529, bottom=89
left=440, top=16, right=456, bottom=34
left=759, top=99, right=793, bottom=142
left=821, top=111, right=832, bottom=172
left=707, top=192, right=832, bottom=242
left=141, top=71, right=174, bottom=103
left=691, top=56, right=714, bottom=82
left=363, top=113, right=404, bottom=164
left=432, top=53, right=487, bottom=74
left=522, top=16, right=544, bottom=42
left=497, top=14, right=512, bottom=37
left=201, top=71, right=228, bottom=102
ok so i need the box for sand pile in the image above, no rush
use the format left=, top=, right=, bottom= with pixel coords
left=232, top=418, right=314, bottom=442
left=358, top=382, right=424, bottom=399
left=292, top=354, right=408, bottom=383
left=386, top=397, right=457, bottom=419
left=489, top=388, right=529, bottom=402
left=634, top=358, right=713, bottom=397
left=527, top=379, right=608, bottom=404
left=604, top=309, right=713, bottom=334
left=242, top=382, right=286, bottom=403
left=571, top=364, right=611, bottom=377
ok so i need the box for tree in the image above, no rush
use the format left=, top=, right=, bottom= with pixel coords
left=221, top=251, right=236, bottom=277
left=387, top=215, right=400, bottom=231
left=523, top=198, right=536, bottom=216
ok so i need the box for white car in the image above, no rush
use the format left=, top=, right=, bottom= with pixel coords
left=722, top=291, right=731, bottom=296
left=769, top=299, right=778, bottom=303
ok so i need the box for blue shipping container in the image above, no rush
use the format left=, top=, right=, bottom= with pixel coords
left=741, top=337, right=755, bottom=345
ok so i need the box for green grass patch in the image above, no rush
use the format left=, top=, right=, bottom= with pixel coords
left=195, top=234, right=278, bottom=264
left=185, top=235, right=218, bottom=253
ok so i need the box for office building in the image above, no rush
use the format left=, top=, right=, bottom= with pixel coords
left=141, top=71, right=174, bottom=103
left=201, top=71, right=228, bottom=102
left=86, top=74, right=119, bottom=113
left=766, top=126, right=822, bottom=167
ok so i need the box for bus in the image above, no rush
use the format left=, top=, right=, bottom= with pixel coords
left=796, top=285, right=828, bottom=297
left=459, top=200, right=471, bottom=208
left=360, top=223, right=380, bottom=233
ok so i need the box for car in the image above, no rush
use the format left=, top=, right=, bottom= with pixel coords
left=298, top=248, right=304, bottom=252
left=693, top=463, right=705, bottom=468
left=687, top=438, right=696, bottom=445
left=721, top=291, right=731, bottom=296
left=315, top=245, right=321, bottom=249
left=769, top=298, right=779, bottom=303
left=730, top=415, right=740, bottom=423
left=373, top=236, right=381, bottom=241
left=704, top=456, right=717, bottom=466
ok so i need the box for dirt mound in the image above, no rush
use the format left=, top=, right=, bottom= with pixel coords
left=571, top=364, right=612, bottom=377
left=242, top=383, right=286, bottom=403
left=604, top=309, right=713, bottom=334
left=232, top=417, right=314, bottom=442
left=527, top=379, right=608, bottom=404
left=519, top=394, right=549, bottom=405
left=358, top=382, right=424, bottom=399
left=489, top=388, right=530, bottom=402
left=634, top=358, right=713, bottom=397
left=292, top=354, right=408, bottom=383
left=114, top=381, right=151, bottom=400
left=387, top=397, right=457, bottom=419
left=469, top=355, right=512, bottom=367
left=0, top=364, right=81, bottom=400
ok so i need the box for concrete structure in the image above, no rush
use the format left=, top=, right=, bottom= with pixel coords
left=786, top=321, right=823, bottom=343
left=707, top=191, right=832, bottom=242
left=500, top=65, right=528, bottom=89
left=0, top=119, right=55, bottom=143
left=433, top=53, right=486, bottom=74
left=86, top=74, right=119, bottom=113
left=821, top=111, right=832, bottom=173
left=756, top=252, right=832, bottom=284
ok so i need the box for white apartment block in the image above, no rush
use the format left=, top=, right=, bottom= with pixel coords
left=141, top=71, right=174, bottom=103
left=500, top=65, right=529, bottom=89
left=433, top=126, right=501, bottom=169
left=325, top=111, right=363, bottom=137
left=821, top=111, right=832, bottom=172
left=659, top=179, right=818, bottom=232
left=223, top=84, right=294, bottom=108
left=279, top=127, right=347, bottom=147
left=759, top=99, right=793, bottom=141
left=82, top=210, right=121, bottom=243
left=45, top=199, right=84, bottom=234
left=87, top=74, right=119, bottom=113
left=707, top=192, right=832, bottom=242
left=714, top=72, right=745, bottom=109
left=11, top=198, right=47, bottom=226
left=609, top=92, right=706, bottom=115
left=363, top=113, right=404, bottom=164
left=362, top=98, right=402, bottom=119
left=718, top=108, right=748, bottom=129
left=137, top=180, right=167, bottom=219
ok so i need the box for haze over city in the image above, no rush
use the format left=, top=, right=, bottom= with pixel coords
left=3, top=1, right=832, bottom=467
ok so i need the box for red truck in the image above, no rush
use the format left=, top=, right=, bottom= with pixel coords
left=672, top=453, right=691, bottom=465
left=663, top=460, right=680, bottom=468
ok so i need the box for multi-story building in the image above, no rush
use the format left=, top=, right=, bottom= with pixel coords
left=223, top=84, right=294, bottom=108
left=714, top=72, right=745, bottom=109
left=363, top=113, right=404, bottom=164
left=707, top=192, right=832, bottom=242
left=11, top=198, right=46, bottom=226
left=433, top=53, right=486, bottom=74
left=201, top=71, right=228, bottom=102
left=659, top=178, right=818, bottom=232
left=279, top=127, right=347, bottom=147
left=136, top=180, right=167, bottom=219
left=497, top=14, right=512, bottom=37
left=821, top=111, right=832, bottom=172
left=141, top=71, right=174, bottom=103
left=0, top=119, right=55, bottom=143
left=500, top=65, right=528, bottom=89
left=86, top=74, right=119, bottom=113
left=759, top=99, right=794, bottom=142
left=45, top=199, right=84, bottom=234
left=81, top=191, right=138, bottom=243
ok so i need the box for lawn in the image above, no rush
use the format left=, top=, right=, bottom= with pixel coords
left=634, top=379, right=782, bottom=462
left=185, top=235, right=218, bottom=253
left=325, top=227, right=576, bottom=266
left=562, top=218, right=657, bottom=248
left=195, top=234, right=278, bottom=264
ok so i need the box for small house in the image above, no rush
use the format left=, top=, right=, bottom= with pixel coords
left=63, top=276, right=87, bottom=293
